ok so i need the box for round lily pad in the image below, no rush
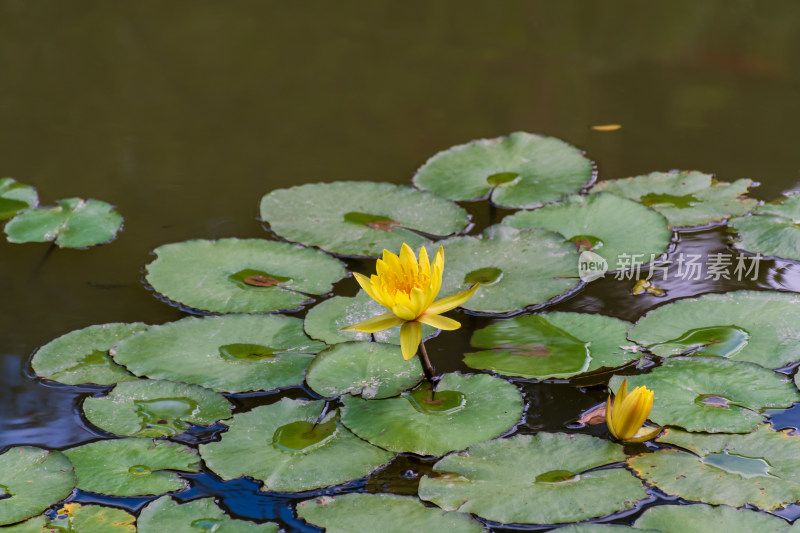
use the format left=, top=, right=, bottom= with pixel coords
left=31, top=323, right=147, bottom=386
left=466, top=312, right=638, bottom=379
left=144, top=238, right=346, bottom=313
left=340, top=372, right=523, bottom=456
left=306, top=342, right=424, bottom=399
left=609, top=357, right=799, bottom=433
left=591, top=171, right=757, bottom=228
left=412, top=132, right=594, bottom=209
left=23, top=503, right=136, bottom=533
left=138, top=496, right=279, bottom=533
left=503, top=193, right=672, bottom=267
left=82, top=379, right=233, bottom=437
left=110, top=314, right=325, bottom=393
left=729, top=193, right=800, bottom=261
left=419, top=433, right=647, bottom=525
left=0, top=178, right=38, bottom=220
left=632, top=503, right=791, bottom=533
left=259, top=181, right=469, bottom=257
left=0, top=447, right=76, bottom=526
left=200, top=398, right=393, bottom=492
left=558, top=526, right=645, bottom=533
left=296, top=493, right=485, bottom=533
left=5, top=198, right=123, bottom=248
left=63, top=438, right=200, bottom=497
left=436, top=225, right=581, bottom=313
left=628, top=291, right=800, bottom=369
left=629, top=425, right=800, bottom=510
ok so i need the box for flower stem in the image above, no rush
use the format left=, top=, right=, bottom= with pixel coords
left=418, top=340, right=436, bottom=401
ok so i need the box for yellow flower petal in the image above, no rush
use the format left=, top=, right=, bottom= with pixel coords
left=606, top=378, right=656, bottom=442
left=392, top=303, right=417, bottom=321
left=400, top=321, right=422, bottom=360
left=341, top=313, right=403, bottom=333
left=425, top=284, right=479, bottom=316
left=418, top=246, right=431, bottom=279
left=353, top=272, right=378, bottom=300
left=626, top=425, right=663, bottom=443
left=418, top=313, right=461, bottom=331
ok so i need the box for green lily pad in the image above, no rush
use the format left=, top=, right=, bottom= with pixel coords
left=436, top=225, right=581, bottom=313
left=1, top=503, right=137, bottom=533
left=199, top=398, right=393, bottom=492
left=144, top=238, right=346, bottom=313
left=628, top=291, right=800, bottom=369
left=729, top=193, right=800, bottom=261
left=0, top=447, right=76, bottom=526
left=629, top=425, right=800, bottom=510
left=503, top=193, right=672, bottom=267
left=558, top=526, right=646, bottom=533
left=259, top=181, right=469, bottom=257
left=609, top=357, right=799, bottom=433
left=63, top=438, right=200, bottom=497
left=296, top=493, right=485, bottom=533
left=419, top=433, right=647, bottom=525
left=137, top=496, right=279, bottom=533
left=632, top=503, right=791, bottom=533
left=340, top=372, right=523, bottom=455
left=5, top=198, right=122, bottom=248
left=466, top=312, right=638, bottom=379
left=591, top=171, right=757, bottom=228
left=303, top=292, right=435, bottom=345
left=31, top=323, right=147, bottom=386
left=412, top=132, right=594, bottom=209
left=82, top=379, right=233, bottom=437
left=305, top=342, right=424, bottom=399
left=110, top=314, right=325, bottom=393
left=0, top=178, right=38, bottom=220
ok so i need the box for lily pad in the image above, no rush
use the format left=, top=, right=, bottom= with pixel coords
left=629, top=425, right=800, bottom=510
left=110, top=314, right=325, bottom=393
left=15, top=503, right=136, bottom=533
left=305, top=342, right=424, bottom=399
left=632, top=503, right=791, bottom=533
left=259, top=181, right=469, bottom=257
left=5, top=198, right=122, bottom=248
left=63, top=438, right=200, bottom=497
left=296, top=493, right=485, bottom=533
left=436, top=225, right=581, bottom=313
left=466, top=312, right=638, bottom=379
left=418, top=433, right=647, bottom=525
left=503, top=193, right=672, bottom=267
left=137, top=496, right=279, bottom=533
left=628, top=291, right=800, bottom=369
left=0, top=447, right=76, bottom=526
left=303, top=292, right=435, bottom=345
left=412, top=132, right=594, bottom=209
left=558, top=526, right=645, bottom=533
left=82, top=379, right=233, bottom=437
left=199, top=398, right=393, bottom=492
left=729, top=193, right=800, bottom=261
left=31, top=323, right=147, bottom=386
left=609, top=357, right=799, bottom=433
left=0, top=178, right=38, bottom=220
left=340, top=372, right=523, bottom=455
left=591, top=171, right=757, bottom=228
left=144, top=238, right=346, bottom=313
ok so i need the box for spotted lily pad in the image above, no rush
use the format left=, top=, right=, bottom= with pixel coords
left=340, top=373, right=523, bottom=455
left=729, top=193, right=800, bottom=261
left=10, top=503, right=137, bottom=533
left=0, top=178, right=38, bottom=220
left=5, top=198, right=122, bottom=248
left=591, top=171, right=757, bottom=228
left=412, top=132, right=594, bottom=209
left=110, top=314, right=325, bottom=393
left=436, top=225, right=581, bottom=313
left=503, top=193, right=672, bottom=267
left=137, top=496, right=279, bottom=533
left=144, top=238, right=346, bottom=313
left=0, top=447, right=76, bottom=526
left=296, top=493, right=485, bottom=533
left=200, top=398, right=393, bottom=492
left=629, top=291, right=800, bottom=369
left=259, top=181, right=469, bottom=257
left=63, top=438, right=200, bottom=497
left=466, top=312, right=638, bottom=379
left=419, top=433, right=647, bottom=525
left=609, top=357, right=799, bottom=433
left=632, top=503, right=792, bottom=533
left=306, top=342, right=424, bottom=399
left=82, top=379, right=233, bottom=437
left=629, top=425, right=800, bottom=509
left=31, top=323, right=147, bottom=386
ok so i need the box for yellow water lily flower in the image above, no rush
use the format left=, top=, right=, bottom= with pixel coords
left=341, top=243, right=478, bottom=361
left=606, top=378, right=662, bottom=443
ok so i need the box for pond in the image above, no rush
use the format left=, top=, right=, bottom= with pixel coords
left=2, top=2, right=800, bottom=532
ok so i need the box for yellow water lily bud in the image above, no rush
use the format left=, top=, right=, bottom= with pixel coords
left=606, top=378, right=662, bottom=443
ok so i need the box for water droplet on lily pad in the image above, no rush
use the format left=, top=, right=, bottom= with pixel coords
left=218, top=343, right=276, bottom=362
left=535, top=469, right=579, bottom=484
left=404, top=383, right=466, bottom=415
left=272, top=419, right=338, bottom=453
left=463, top=266, right=503, bottom=285
left=649, top=325, right=750, bottom=358
left=702, top=452, right=775, bottom=479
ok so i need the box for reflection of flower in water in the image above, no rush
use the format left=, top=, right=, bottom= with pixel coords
left=606, top=378, right=662, bottom=443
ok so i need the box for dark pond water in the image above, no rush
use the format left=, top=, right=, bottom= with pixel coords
left=2, top=2, right=800, bottom=531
